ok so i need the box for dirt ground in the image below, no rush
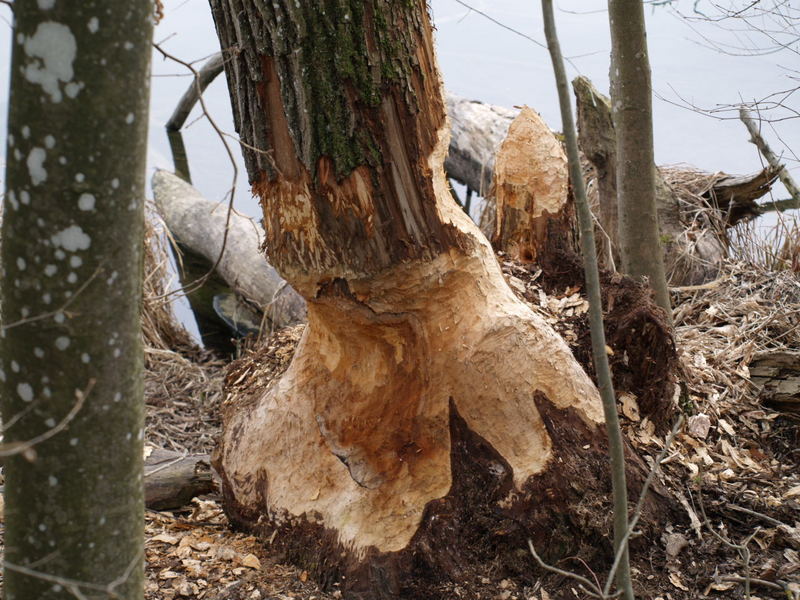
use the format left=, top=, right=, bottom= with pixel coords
left=138, top=255, right=799, bottom=600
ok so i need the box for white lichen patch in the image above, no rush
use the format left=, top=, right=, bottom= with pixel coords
left=17, top=383, right=34, bottom=402
left=44, top=264, right=57, bottom=276
left=111, top=178, right=119, bottom=189
left=125, top=113, right=135, bottom=124
left=16, top=257, right=26, bottom=271
left=75, top=173, right=85, bottom=182
left=69, top=255, right=82, bottom=268
left=7, top=191, right=18, bottom=210
left=44, top=134, right=55, bottom=149
left=78, top=193, right=95, bottom=211
left=51, top=225, right=91, bottom=251
left=23, top=22, right=77, bottom=103
left=81, top=353, right=90, bottom=363
left=67, top=272, right=77, bottom=284
left=54, top=336, right=70, bottom=350
left=21, top=126, right=30, bottom=139
left=27, top=147, right=47, bottom=185
left=20, top=190, right=31, bottom=205
left=11, top=360, right=19, bottom=372
left=87, top=17, right=99, bottom=33
left=34, top=347, right=45, bottom=358
left=37, top=0, right=56, bottom=9
left=64, top=81, right=84, bottom=99
left=42, top=293, right=51, bottom=304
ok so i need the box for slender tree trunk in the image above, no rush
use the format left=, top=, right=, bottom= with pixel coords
left=209, top=2, right=661, bottom=597
left=608, top=0, right=672, bottom=319
left=541, top=5, right=634, bottom=599
left=1, top=3, right=152, bottom=599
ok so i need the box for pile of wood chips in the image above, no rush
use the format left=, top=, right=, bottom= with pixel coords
left=141, top=225, right=799, bottom=598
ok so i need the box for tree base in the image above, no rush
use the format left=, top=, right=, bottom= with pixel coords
left=218, top=394, right=666, bottom=599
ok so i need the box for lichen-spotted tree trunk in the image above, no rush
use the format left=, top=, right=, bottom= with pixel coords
left=608, top=0, right=672, bottom=318
left=209, top=2, right=635, bottom=596
left=1, top=2, right=152, bottom=599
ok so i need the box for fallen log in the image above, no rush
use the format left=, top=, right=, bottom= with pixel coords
left=740, top=107, right=800, bottom=208
left=444, top=93, right=516, bottom=196
left=144, top=448, right=216, bottom=510
left=152, top=170, right=306, bottom=336
left=749, top=351, right=800, bottom=415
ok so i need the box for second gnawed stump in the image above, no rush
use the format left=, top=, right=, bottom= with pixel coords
left=491, top=107, right=575, bottom=263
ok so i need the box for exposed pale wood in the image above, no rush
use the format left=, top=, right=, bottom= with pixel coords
left=151, top=170, right=306, bottom=331
left=204, top=1, right=651, bottom=596
left=491, top=106, right=574, bottom=262
left=144, top=449, right=216, bottom=510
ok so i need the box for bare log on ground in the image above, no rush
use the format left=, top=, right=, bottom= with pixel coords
left=706, top=167, right=783, bottom=224
left=749, top=351, right=800, bottom=415
left=444, top=93, right=517, bottom=197
left=152, top=170, right=306, bottom=332
left=491, top=106, right=575, bottom=262
left=145, top=448, right=216, bottom=510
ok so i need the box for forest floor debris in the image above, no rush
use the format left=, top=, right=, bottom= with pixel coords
left=139, top=254, right=799, bottom=599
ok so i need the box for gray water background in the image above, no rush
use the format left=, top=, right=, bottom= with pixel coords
left=1, top=0, right=797, bottom=339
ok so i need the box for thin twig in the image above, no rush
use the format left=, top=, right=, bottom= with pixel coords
left=527, top=540, right=605, bottom=598
left=152, top=43, right=238, bottom=301
left=0, top=379, right=94, bottom=458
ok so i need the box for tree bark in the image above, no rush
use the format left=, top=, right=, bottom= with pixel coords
left=573, top=75, right=619, bottom=267
left=608, top=0, right=672, bottom=318
left=1, top=3, right=152, bottom=599
left=574, top=76, right=729, bottom=286
left=206, top=2, right=665, bottom=597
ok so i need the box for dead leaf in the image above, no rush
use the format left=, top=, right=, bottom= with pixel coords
left=668, top=572, right=689, bottom=591
left=151, top=533, right=180, bottom=545
left=687, top=413, right=711, bottom=439
left=785, top=485, right=800, bottom=499
left=619, top=392, right=640, bottom=422
left=241, top=553, right=261, bottom=569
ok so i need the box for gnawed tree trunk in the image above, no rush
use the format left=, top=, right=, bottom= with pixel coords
left=490, top=107, right=576, bottom=262
left=444, top=94, right=516, bottom=198
left=208, top=2, right=658, bottom=597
